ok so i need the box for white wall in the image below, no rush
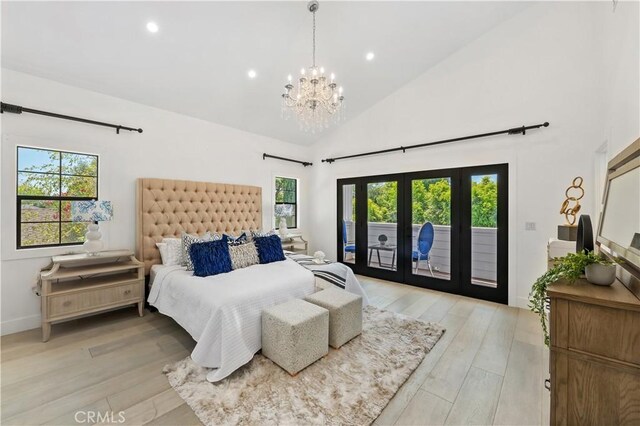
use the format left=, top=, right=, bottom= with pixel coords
left=308, top=2, right=639, bottom=308
left=599, top=1, right=640, bottom=158
left=0, top=69, right=313, bottom=334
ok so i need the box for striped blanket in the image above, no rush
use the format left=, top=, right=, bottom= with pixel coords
left=287, top=253, right=370, bottom=306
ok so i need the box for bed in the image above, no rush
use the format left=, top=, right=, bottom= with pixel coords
left=137, top=178, right=368, bottom=382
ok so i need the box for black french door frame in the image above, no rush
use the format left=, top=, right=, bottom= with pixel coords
left=337, top=163, right=508, bottom=305
left=402, top=168, right=461, bottom=294
left=337, top=174, right=407, bottom=283
left=460, top=164, right=508, bottom=304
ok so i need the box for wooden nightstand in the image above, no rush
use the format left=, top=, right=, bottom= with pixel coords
left=39, top=250, right=145, bottom=342
left=280, top=233, right=308, bottom=254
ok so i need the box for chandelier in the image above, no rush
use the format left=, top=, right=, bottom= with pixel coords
left=281, top=1, right=345, bottom=133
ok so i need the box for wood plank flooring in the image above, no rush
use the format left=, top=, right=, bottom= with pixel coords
left=1, top=276, right=549, bottom=425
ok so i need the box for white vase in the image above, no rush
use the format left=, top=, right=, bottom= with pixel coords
left=278, top=218, right=288, bottom=237
left=83, top=223, right=104, bottom=256
left=585, top=263, right=616, bottom=286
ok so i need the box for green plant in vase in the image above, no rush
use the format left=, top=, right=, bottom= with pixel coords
left=529, top=251, right=618, bottom=346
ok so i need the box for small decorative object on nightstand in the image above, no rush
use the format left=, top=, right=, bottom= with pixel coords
left=39, top=250, right=144, bottom=342
left=71, top=200, right=113, bottom=256
left=275, top=204, right=294, bottom=237
left=280, top=233, right=308, bottom=254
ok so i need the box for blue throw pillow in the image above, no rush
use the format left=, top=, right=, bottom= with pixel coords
left=189, top=239, right=233, bottom=277
left=254, top=235, right=286, bottom=264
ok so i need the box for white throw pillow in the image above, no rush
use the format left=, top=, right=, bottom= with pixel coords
left=156, top=242, right=168, bottom=264
left=158, top=238, right=183, bottom=266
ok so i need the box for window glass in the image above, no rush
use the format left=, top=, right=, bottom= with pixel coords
left=275, top=177, right=297, bottom=228
left=17, top=147, right=98, bottom=248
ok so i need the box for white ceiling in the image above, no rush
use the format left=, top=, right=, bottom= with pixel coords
left=2, top=1, right=529, bottom=145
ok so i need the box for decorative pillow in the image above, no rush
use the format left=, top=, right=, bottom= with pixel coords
left=250, top=229, right=276, bottom=239
left=181, top=232, right=217, bottom=271
left=189, top=240, right=233, bottom=277
left=229, top=241, right=260, bottom=270
left=253, top=235, right=286, bottom=264
left=164, top=238, right=183, bottom=263
left=225, top=232, right=248, bottom=246
left=156, top=242, right=168, bottom=264
left=157, top=238, right=182, bottom=266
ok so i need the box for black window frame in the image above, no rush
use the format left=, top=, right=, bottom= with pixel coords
left=16, top=146, right=99, bottom=250
left=274, top=176, right=298, bottom=229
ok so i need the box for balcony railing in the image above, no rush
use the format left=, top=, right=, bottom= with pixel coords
left=344, top=221, right=497, bottom=283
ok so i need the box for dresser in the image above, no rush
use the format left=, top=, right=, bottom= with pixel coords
left=547, top=278, right=640, bottom=425
left=39, top=250, right=145, bottom=342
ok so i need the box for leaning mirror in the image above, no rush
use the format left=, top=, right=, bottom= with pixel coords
left=597, top=137, right=640, bottom=297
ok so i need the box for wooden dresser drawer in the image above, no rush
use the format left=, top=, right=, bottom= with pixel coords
left=567, top=301, right=640, bottom=366
left=48, top=281, right=143, bottom=319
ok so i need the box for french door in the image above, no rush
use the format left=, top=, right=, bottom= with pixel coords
left=337, top=164, right=508, bottom=304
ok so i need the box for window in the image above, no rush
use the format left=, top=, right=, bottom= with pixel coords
left=17, top=146, right=98, bottom=249
left=274, top=176, right=297, bottom=229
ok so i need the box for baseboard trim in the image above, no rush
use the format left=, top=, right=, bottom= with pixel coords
left=516, top=296, right=530, bottom=309
left=1, top=314, right=41, bottom=336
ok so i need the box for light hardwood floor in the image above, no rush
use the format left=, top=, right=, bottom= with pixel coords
left=1, top=276, right=549, bottom=425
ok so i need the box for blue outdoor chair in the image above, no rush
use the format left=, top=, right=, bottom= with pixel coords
left=343, top=221, right=356, bottom=259
left=413, top=222, right=434, bottom=275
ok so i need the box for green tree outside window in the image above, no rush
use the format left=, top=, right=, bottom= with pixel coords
left=365, top=176, right=497, bottom=227
left=17, top=147, right=98, bottom=248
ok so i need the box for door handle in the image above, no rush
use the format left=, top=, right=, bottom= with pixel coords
left=124, top=289, right=131, bottom=295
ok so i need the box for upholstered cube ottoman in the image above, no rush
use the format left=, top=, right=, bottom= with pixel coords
left=305, top=288, right=363, bottom=349
left=262, top=299, right=329, bottom=375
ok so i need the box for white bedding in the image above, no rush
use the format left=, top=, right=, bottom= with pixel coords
left=149, top=259, right=371, bottom=382
left=149, top=259, right=317, bottom=382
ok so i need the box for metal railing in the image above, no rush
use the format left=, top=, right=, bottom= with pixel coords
left=344, top=221, right=497, bottom=282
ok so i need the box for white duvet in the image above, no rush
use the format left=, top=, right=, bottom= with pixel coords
left=149, top=259, right=318, bottom=382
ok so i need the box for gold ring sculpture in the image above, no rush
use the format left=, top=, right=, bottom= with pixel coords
left=559, top=176, right=584, bottom=225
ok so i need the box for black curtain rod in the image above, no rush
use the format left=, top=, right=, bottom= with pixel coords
left=321, top=122, right=549, bottom=164
left=0, top=102, right=143, bottom=134
left=263, top=153, right=312, bottom=167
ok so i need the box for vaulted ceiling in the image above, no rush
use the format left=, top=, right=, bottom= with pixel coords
left=2, top=1, right=530, bottom=144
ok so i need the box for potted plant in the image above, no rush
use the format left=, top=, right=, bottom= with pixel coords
left=584, top=254, right=617, bottom=286
left=529, top=251, right=618, bottom=346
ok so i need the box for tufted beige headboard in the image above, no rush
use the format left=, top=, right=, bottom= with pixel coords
left=136, top=178, right=262, bottom=275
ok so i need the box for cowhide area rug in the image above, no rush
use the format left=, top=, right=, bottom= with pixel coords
left=163, top=306, right=445, bottom=426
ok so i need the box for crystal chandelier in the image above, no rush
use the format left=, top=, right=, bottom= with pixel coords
left=281, top=1, right=345, bottom=133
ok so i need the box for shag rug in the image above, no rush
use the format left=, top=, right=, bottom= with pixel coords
left=163, top=305, right=445, bottom=426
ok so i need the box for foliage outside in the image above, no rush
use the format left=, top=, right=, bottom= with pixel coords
left=275, top=177, right=297, bottom=228
left=18, top=148, right=97, bottom=247
left=365, top=176, right=498, bottom=227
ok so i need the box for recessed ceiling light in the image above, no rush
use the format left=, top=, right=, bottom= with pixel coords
left=247, top=69, right=257, bottom=79
left=365, top=52, right=375, bottom=61
left=146, top=22, right=159, bottom=33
